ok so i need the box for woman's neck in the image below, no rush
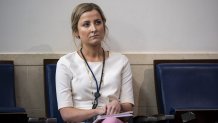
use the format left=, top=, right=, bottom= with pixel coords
left=80, top=46, right=104, bottom=62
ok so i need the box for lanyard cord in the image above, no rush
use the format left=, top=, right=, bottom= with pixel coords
left=80, top=48, right=105, bottom=100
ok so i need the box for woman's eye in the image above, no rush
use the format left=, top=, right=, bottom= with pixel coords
left=83, top=22, right=90, bottom=27
left=95, top=20, right=102, bottom=25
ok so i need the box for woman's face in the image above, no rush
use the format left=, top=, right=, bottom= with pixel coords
left=77, top=10, right=105, bottom=47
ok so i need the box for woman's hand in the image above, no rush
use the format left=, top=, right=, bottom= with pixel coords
left=105, top=99, right=121, bottom=115
left=96, top=107, right=106, bottom=115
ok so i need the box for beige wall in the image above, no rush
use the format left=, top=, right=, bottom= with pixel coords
left=1, top=53, right=218, bottom=118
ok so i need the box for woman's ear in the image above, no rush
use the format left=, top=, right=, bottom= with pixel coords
left=74, top=32, right=80, bottom=39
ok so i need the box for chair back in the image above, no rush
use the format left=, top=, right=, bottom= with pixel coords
left=0, top=61, right=25, bottom=113
left=0, top=61, right=16, bottom=107
left=44, top=59, right=64, bottom=123
left=154, top=59, right=218, bottom=115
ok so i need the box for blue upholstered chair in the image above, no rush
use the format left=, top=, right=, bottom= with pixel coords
left=0, top=61, right=26, bottom=113
left=44, top=59, right=64, bottom=123
left=154, top=59, right=218, bottom=122
left=0, top=61, right=27, bottom=123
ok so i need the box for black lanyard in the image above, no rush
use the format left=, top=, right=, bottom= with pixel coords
left=80, top=48, right=105, bottom=109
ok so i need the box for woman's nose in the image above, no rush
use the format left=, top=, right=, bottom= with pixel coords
left=90, top=24, right=97, bottom=32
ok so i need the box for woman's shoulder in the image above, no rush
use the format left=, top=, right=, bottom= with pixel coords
left=57, top=51, right=80, bottom=65
left=109, top=52, right=127, bottom=58
left=108, top=52, right=129, bottom=63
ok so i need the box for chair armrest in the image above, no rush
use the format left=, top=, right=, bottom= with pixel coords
left=28, top=117, right=57, bottom=123
left=133, top=114, right=175, bottom=122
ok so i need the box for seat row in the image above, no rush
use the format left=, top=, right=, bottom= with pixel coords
left=1, top=59, right=218, bottom=123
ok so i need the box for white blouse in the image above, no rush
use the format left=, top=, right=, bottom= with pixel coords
left=56, top=51, right=134, bottom=110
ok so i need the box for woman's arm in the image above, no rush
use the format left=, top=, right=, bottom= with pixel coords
left=120, top=103, right=133, bottom=122
left=60, top=107, right=105, bottom=123
left=120, top=103, right=133, bottom=112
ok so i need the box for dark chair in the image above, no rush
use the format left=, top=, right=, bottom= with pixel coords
left=0, top=60, right=27, bottom=122
left=153, top=59, right=218, bottom=123
left=43, top=59, right=64, bottom=123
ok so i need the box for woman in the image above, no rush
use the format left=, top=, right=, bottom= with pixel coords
left=56, top=3, right=134, bottom=123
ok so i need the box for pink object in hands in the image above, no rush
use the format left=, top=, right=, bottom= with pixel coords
left=101, top=117, right=123, bottom=123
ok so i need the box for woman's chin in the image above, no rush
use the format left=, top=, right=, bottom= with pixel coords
left=89, top=40, right=102, bottom=46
